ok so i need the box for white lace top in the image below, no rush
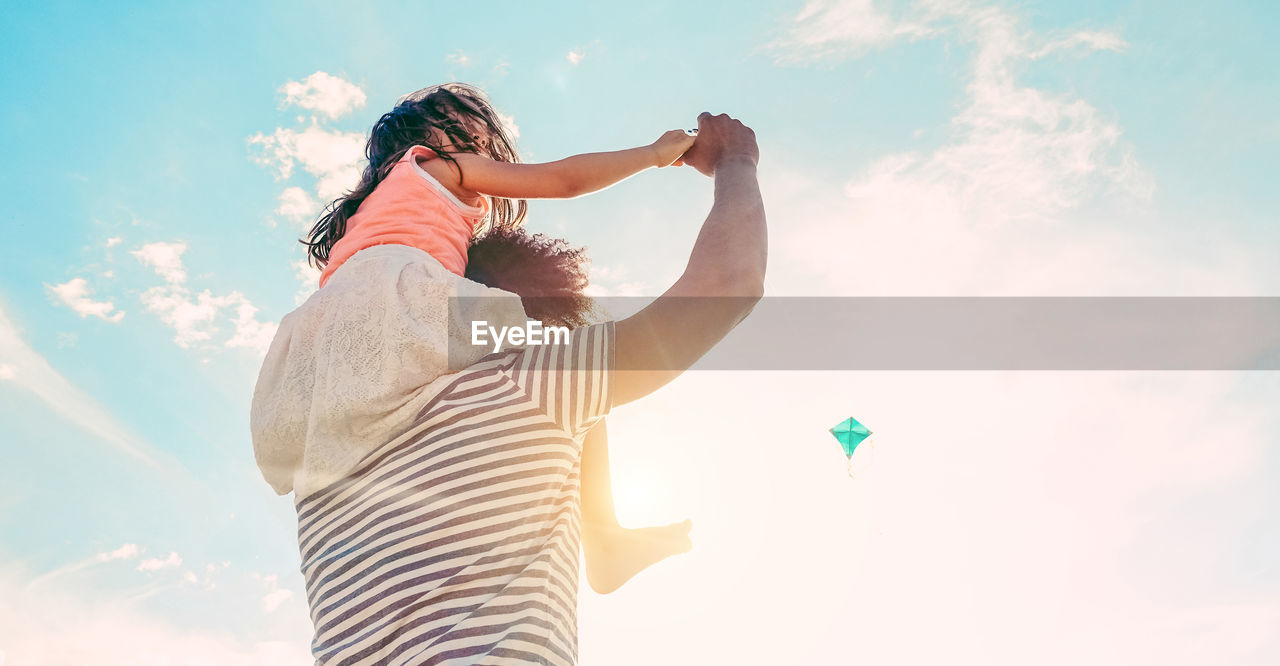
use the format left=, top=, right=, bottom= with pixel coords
left=249, top=244, right=529, bottom=498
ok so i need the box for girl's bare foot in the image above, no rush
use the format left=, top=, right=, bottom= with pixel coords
left=583, top=519, right=693, bottom=594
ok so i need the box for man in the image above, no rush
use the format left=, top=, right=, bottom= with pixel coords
left=295, top=111, right=765, bottom=665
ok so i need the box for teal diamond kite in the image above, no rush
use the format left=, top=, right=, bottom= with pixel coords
left=829, top=416, right=872, bottom=458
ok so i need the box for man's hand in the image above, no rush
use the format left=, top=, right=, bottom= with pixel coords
left=612, top=111, right=766, bottom=407
left=650, top=129, right=698, bottom=168
left=678, top=112, right=759, bottom=177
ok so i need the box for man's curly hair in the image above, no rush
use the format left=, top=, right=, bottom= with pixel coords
left=466, top=227, right=600, bottom=329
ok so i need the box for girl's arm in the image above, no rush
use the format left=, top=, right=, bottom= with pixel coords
left=447, top=130, right=695, bottom=200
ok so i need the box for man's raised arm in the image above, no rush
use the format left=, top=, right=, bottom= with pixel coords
left=612, top=112, right=766, bottom=406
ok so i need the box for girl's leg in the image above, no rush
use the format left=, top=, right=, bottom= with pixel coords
left=581, top=419, right=693, bottom=595
left=580, top=418, right=621, bottom=531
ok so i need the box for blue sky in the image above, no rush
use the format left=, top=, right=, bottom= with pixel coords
left=2, top=1, right=1278, bottom=663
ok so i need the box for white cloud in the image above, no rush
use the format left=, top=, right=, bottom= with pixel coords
left=762, top=1, right=1215, bottom=297
left=251, top=73, right=367, bottom=267
left=0, top=563, right=312, bottom=666
left=769, top=0, right=936, bottom=60
left=132, top=242, right=277, bottom=354
left=130, top=242, right=188, bottom=284
left=292, top=258, right=318, bottom=306
left=253, top=574, right=293, bottom=613
left=0, top=363, right=14, bottom=380
left=275, top=186, right=318, bottom=227
left=567, top=48, right=585, bottom=65
left=136, top=285, right=276, bottom=354
left=23, top=543, right=142, bottom=590
left=223, top=295, right=278, bottom=354
left=278, top=71, right=366, bottom=121
left=57, top=332, right=78, bottom=348
left=105, top=237, right=122, bottom=248
left=586, top=264, right=648, bottom=298
left=98, top=544, right=141, bottom=562
left=249, top=123, right=365, bottom=202
left=772, top=1, right=1127, bottom=65
left=46, top=278, right=124, bottom=322
left=445, top=50, right=470, bottom=67
left=495, top=110, right=520, bottom=140
left=263, top=588, right=292, bottom=613
left=136, top=284, right=228, bottom=347
left=1032, top=29, right=1128, bottom=58
left=0, top=301, right=156, bottom=464
left=178, top=560, right=230, bottom=592
left=136, top=552, right=182, bottom=573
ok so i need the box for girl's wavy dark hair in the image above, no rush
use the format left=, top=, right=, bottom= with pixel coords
left=302, top=82, right=524, bottom=267
left=302, top=82, right=595, bottom=328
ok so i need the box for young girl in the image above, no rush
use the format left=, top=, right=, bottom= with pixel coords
left=251, top=82, right=691, bottom=596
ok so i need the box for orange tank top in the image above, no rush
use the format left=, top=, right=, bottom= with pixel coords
left=319, top=146, right=490, bottom=288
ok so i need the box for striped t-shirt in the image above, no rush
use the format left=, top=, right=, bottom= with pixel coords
left=294, top=322, right=614, bottom=665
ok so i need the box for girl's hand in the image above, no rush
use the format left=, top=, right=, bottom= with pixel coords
left=649, top=129, right=697, bottom=168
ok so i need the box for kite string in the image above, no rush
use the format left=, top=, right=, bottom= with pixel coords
left=847, top=437, right=876, bottom=478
